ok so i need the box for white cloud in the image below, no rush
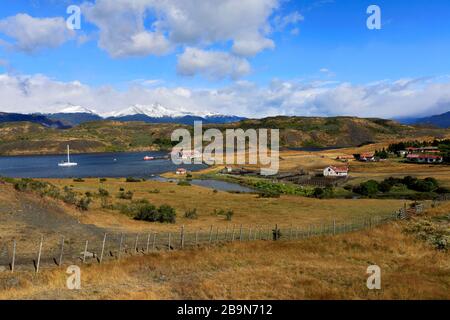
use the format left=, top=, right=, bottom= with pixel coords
left=0, top=14, right=74, bottom=52
left=79, top=0, right=283, bottom=77
left=2, top=73, right=448, bottom=119
left=177, top=47, right=251, bottom=80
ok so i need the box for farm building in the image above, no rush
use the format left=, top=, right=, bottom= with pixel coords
left=176, top=168, right=187, bottom=175
left=323, top=166, right=349, bottom=177
left=406, top=154, right=443, bottom=164
left=406, top=147, right=440, bottom=154
left=336, top=155, right=354, bottom=161
left=359, top=153, right=376, bottom=162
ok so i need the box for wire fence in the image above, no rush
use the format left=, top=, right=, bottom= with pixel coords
left=0, top=201, right=440, bottom=273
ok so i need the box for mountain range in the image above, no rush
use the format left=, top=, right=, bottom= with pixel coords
left=40, top=103, right=246, bottom=127
left=396, top=111, right=450, bottom=128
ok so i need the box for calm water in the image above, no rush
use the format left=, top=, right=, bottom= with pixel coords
left=150, top=176, right=255, bottom=193
left=0, top=151, right=207, bottom=179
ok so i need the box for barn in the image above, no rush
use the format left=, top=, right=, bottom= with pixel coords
left=323, top=166, right=349, bottom=177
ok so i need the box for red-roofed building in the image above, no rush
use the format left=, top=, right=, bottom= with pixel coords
left=406, top=154, right=443, bottom=164
left=323, top=166, right=349, bottom=177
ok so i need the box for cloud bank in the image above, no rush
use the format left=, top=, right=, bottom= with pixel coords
left=0, top=73, right=449, bottom=119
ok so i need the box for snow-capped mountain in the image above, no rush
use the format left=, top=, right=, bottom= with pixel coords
left=21, top=102, right=246, bottom=126
left=103, top=103, right=215, bottom=118
left=49, top=103, right=97, bottom=115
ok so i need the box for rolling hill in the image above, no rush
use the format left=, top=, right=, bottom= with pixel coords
left=0, top=116, right=448, bottom=156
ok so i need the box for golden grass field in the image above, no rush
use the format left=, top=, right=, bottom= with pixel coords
left=43, top=178, right=407, bottom=234
left=1, top=201, right=448, bottom=300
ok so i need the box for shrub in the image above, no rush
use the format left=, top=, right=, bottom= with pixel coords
left=85, top=191, right=93, bottom=198
left=258, top=190, right=281, bottom=198
left=177, top=180, right=191, bottom=186
left=157, top=205, right=177, bottom=223
left=62, top=187, right=77, bottom=205
left=126, top=177, right=141, bottom=183
left=225, top=210, right=234, bottom=221
left=353, top=180, right=379, bottom=197
left=184, top=208, right=198, bottom=219
left=73, top=178, right=85, bottom=182
left=133, top=202, right=159, bottom=221
left=117, top=191, right=133, bottom=200
left=99, top=178, right=107, bottom=183
left=76, top=196, right=91, bottom=211
left=98, top=188, right=109, bottom=197
left=148, top=188, right=160, bottom=194
left=378, top=181, right=393, bottom=193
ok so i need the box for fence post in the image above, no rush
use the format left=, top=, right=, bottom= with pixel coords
left=58, top=236, right=65, bottom=267
left=239, top=224, right=243, bottom=242
left=11, top=240, right=16, bottom=273
left=232, top=225, right=236, bottom=242
left=168, top=233, right=171, bottom=250
left=36, top=235, right=43, bottom=274
left=225, top=225, right=229, bottom=241
left=180, top=225, right=185, bottom=249
left=267, top=225, right=271, bottom=240
left=248, top=227, right=252, bottom=241
left=83, top=240, right=88, bottom=263
left=209, top=225, right=213, bottom=244
left=146, top=233, right=151, bottom=253
left=118, top=233, right=124, bottom=260
left=152, top=233, right=157, bottom=251
left=100, top=233, right=107, bottom=263
left=134, top=234, right=139, bottom=253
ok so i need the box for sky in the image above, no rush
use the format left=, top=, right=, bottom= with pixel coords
left=0, top=0, right=449, bottom=118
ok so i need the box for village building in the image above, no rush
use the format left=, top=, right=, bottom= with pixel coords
left=323, top=166, right=349, bottom=177
left=406, top=146, right=440, bottom=154
left=336, top=155, right=355, bottom=161
left=359, top=153, right=376, bottom=162
left=406, top=154, right=443, bottom=164
left=176, top=168, right=187, bottom=175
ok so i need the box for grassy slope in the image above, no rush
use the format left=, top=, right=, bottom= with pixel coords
left=1, top=202, right=449, bottom=300
left=44, top=178, right=407, bottom=233
left=1, top=117, right=448, bottom=155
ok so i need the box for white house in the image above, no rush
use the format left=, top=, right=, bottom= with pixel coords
left=323, top=166, right=349, bottom=177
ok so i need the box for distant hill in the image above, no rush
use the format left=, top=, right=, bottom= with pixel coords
left=403, top=111, right=450, bottom=128
left=0, top=116, right=448, bottom=156
left=0, top=112, right=69, bottom=129
left=46, top=112, right=103, bottom=126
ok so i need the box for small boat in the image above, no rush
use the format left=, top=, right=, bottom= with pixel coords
left=143, top=156, right=155, bottom=161
left=58, top=145, right=78, bottom=167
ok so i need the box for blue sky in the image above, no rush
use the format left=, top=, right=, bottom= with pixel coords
left=0, top=0, right=449, bottom=118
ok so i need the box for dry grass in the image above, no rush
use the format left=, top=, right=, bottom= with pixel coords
left=1, top=202, right=449, bottom=300
left=42, top=178, right=407, bottom=233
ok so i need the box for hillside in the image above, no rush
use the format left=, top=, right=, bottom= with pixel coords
left=1, top=201, right=448, bottom=299
left=0, top=116, right=448, bottom=156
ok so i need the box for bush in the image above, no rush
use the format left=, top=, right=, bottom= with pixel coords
left=353, top=180, right=379, bottom=197
left=76, top=196, right=91, bottom=211
left=129, top=200, right=177, bottom=224
left=258, top=190, right=280, bottom=198
left=184, top=208, right=198, bottom=219
left=117, top=191, right=133, bottom=200
left=85, top=191, right=93, bottom=198
left=378, top=181, right=393, bottom=193
left=126, top=177, right=141, bottom=183
left=177, top=180, right=191, bottom=186
left=157, top=205, right=177, bottom=223
left=213, top=209, right=234, bottom=221
left=98, top=188, right=109, bottom=197
left=73, top=178, right=85, bottom=182
left=148, top=188, right=160, bottom=194
left=313, top=186, right=334, bottom=199
left=99, top=178, right=107, bottom=183
left=62, top=187, right=77, bottom=205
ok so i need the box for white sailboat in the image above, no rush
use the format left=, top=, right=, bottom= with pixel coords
left=58, top=145, right=78, bottom=167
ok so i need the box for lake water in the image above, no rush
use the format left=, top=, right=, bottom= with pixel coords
left=150, top=176, right=255, bottom=193
left=0, top=151, right=208, bottom=179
